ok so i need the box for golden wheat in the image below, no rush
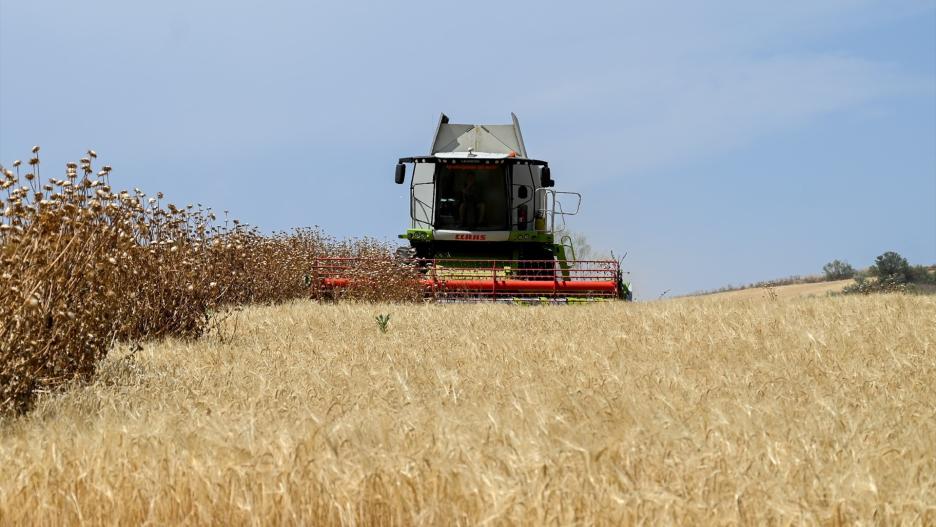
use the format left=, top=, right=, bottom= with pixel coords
left=1, top=294, right=933, bottom=525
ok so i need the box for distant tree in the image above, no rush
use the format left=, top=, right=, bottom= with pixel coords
left=822, top=260, right=855, bottom=281
left=570, top=233, right=594, bottom=260
left=869, top=251, right=911, bottom=283
left=564, top=232, right=613, bottom=261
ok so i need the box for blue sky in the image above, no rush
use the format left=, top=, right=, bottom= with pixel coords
left=1, top=1, right=934, bottom=298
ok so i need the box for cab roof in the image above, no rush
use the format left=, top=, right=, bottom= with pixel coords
left=398, top=155, right=548, bottom=166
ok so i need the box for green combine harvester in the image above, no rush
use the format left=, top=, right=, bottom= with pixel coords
left=318, top=113, right=631, bottom=302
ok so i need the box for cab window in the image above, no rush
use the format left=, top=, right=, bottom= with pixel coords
left=434, top=164, right=508, bottom=230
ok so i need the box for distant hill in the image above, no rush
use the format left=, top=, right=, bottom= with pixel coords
left=690, top=279, right=853, bottom=301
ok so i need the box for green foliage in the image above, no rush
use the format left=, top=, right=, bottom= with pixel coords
left=842, top=275, right=910, bottom=295
left=910, top=265, right=936, bottom=285
left=869, top=251, right=911, bottom=283
left=842, top=252, right=935, bottom=295
left=822, top=260, right=855, bottom=280
left=375, top=313, right=391, bottom=334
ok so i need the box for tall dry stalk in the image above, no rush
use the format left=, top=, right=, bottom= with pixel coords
left=0, top=149, right=407, bottom=414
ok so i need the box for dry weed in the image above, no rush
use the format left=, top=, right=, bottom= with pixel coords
left=0, top=149, right=403, bottom=413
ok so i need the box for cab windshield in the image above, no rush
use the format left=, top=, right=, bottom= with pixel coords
left=434, top=164, right=509, bottom=230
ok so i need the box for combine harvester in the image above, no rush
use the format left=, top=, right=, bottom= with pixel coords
left=313, top=113, right=631, bottom=302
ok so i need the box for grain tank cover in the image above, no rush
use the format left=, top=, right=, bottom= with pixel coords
left=430, top=113, right=528, bottom=157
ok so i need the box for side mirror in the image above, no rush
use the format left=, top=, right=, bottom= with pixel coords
left=540, top=166, right=554, bottom=187
left=517, top=185, right=529, bottom=199
left=394, top=163, right=406, bottom=184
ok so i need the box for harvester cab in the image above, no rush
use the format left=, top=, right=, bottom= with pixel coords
left=395, top=113, right=579, bottom=263
left=313, top=113, right=632, bottom=302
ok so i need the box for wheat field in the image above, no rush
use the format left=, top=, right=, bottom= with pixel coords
left=0, top=294, right=934, bottom=525
left=699, top=279, right=855, bottom=301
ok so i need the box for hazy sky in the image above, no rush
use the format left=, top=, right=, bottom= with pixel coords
left=2, top=1, right=934, bottom=298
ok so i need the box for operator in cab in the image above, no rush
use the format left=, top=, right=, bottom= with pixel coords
left=457, top=172, right=486, bottom=229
